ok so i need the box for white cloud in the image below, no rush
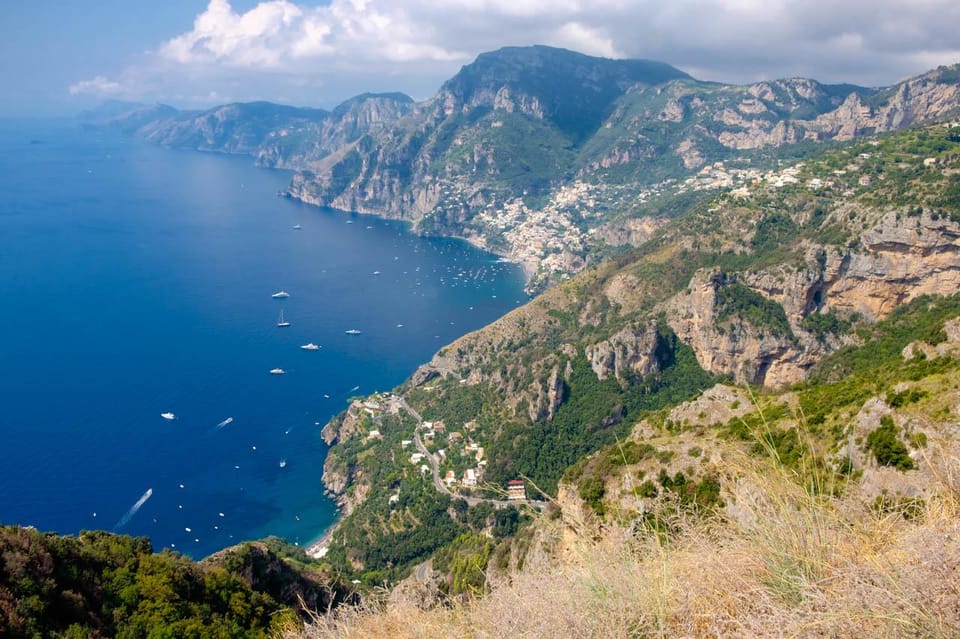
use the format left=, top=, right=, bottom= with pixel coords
left=71, top=0, right=960, bottom=108
left=68, top=75, right=123, bottom=96
left=550, top=22, right=621, bottom=58
left=162, top=0, right=305, bottom=67
left=159, top=0, right=467, bottom=69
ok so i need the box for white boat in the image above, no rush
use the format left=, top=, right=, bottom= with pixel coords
left=300, top=343, right=320, bottom=350
left=271, top=291, right=289, bottom=299
left=279, top=459, right=287, bottom=468
left=372, top=270, right=381, bottom=275
left=277, top=309, right=291, bottom=327
left=345, top=328, right=362, bottom=335
left=270, top=368, right=286, bottom=375
left=216, top=417, right=234, bottom=428
left=292, top=224, right=302, bottom=230
left=161, top=412, right=176, bottom=420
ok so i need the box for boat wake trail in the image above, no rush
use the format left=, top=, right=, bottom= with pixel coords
left=115, top=488, right=153, bottom=529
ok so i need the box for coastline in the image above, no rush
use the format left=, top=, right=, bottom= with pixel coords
left=281, top=188, right=540, bottom=289
left=304, top=522, right=338, bottom=560
left=16, top=128, right=532, bottom=563
left=283, top=190, right=537, bottom=563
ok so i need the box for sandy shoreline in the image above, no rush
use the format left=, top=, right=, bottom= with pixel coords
left=304, top=519, right=340, bottom=559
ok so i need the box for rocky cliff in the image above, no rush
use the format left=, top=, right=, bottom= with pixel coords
left=284, top=49, right=960, bottom=289
left=94, top=94, right=415, bottom=171
left=405, top=123, right=960, bottom=407
left=306, top=122, right=960, bottom=597
left=97, top=48, right=960, bottom=292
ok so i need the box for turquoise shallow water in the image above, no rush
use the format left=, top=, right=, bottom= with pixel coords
left=0, top=120, right=527, bottom=557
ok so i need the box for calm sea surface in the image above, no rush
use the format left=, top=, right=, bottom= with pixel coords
left=0, top=120, right=527, bottom=557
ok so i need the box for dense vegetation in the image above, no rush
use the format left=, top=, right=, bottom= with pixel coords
left=716, top=281, right=795, bottom=340
left=483, top=338, right=718, bottom=495
left=0, top=527, right=347, bottom=638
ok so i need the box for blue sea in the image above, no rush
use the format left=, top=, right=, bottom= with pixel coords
left=0, top=120, right=527, bottom=557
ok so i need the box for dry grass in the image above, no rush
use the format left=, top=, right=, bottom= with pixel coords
left=287, top=445, right=960, bottom=639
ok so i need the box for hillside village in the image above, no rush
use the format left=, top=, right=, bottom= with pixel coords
left=339, top=393, right=528, bottom=502
left=467, top=120, right=960, bottom=292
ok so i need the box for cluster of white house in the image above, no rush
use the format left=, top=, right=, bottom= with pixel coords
left=401, top=420, right=526, bottom=500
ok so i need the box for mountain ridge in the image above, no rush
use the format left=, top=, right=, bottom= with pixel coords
left=312, top=120, right=960, bottom=591
left=91, top=47, right=960, bottom=292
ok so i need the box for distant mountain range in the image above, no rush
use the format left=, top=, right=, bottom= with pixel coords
left=88, top=45, right=960, bottom=291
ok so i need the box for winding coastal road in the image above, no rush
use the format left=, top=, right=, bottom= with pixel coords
left=396, top=397, right=542, bottom=510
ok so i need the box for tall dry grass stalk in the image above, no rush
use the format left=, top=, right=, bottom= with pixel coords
left=289, top=445, right=960, bottom=639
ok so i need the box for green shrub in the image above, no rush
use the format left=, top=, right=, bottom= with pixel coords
left=802, top=309, right=852, bottom=342
left=886, top=388, right=927, bottom=408
left=866, top=416, right=915, bottom=470
left=716, top=281, right=795, bottom=340
left=634, top=480, right=658, bottom=498
left=578, top=476, right=606, bottom=514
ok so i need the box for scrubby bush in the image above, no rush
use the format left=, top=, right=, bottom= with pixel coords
left=866, top=416, right=914, bottom=470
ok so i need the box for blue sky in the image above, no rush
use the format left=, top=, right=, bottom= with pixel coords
left=4, top=0, right=960, bottom=116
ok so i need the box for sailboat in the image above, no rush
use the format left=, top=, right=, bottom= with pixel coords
left=277, top=308, right=291, bottom=327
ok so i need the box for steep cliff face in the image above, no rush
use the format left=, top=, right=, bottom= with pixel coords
left=256, top=93, right=415, bottom=169
left=318, top=400, right=374, bottom=516
left=664, top=269, right=815, bottom=387
left=584, top=322, right=666, bottom=383
left=286, top=51, right=959, bottom=287
left=809, top=66, right=960, bottom=141
left=403, top=124, right=960, bottom=397
left=100, top=51, right=960, bottom=290
left=818, top=211, right=960, bottom=319
left=664, top=213, right=960, bottom=387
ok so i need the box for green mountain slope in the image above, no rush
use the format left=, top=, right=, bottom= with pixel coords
left=285, top=49, right=959, bottom=291
left=314, top=122, right=960, bottom=588
left=295, top=297, right=960, bottom=636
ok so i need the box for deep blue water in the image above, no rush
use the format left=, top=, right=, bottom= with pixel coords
left=0, top=121, right=527, bottom=557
